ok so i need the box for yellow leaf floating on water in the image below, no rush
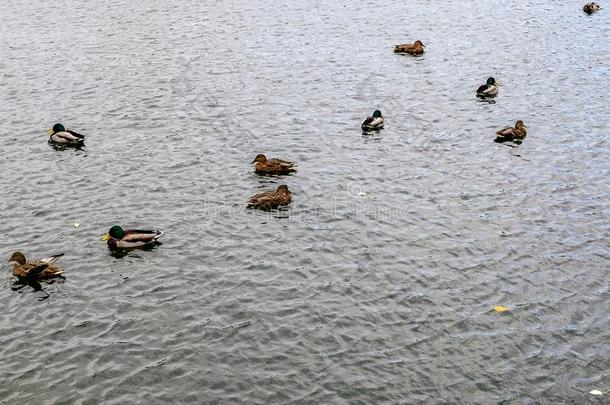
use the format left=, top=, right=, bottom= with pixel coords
left=494, top=305, right=510, bottom=313
left=589, top=390, right=603, bottom=396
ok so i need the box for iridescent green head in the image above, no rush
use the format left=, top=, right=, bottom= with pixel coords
left=486, top=77, right=496, bottom=85
left=52, top=123, right=65, bottom=133
left=108, top=225, right=125, bottom=239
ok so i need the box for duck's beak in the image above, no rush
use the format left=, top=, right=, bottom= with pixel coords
left=251, top=159, right=257, bottom=163
left=102, top=234, right=111, bottom=241
left=47, top=128, right=53, bottom=135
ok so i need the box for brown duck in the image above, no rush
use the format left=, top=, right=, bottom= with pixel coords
left=251, top=154, right=296, bottom=175
left=394, top=40, right=425, bottom=55
left=495, top=120, right=528, bottom=143
left=247, top=185, right=292, bottom=210
left=583, top=2, right=601, bottom=14
left=7, top=252, right=64, bottom=280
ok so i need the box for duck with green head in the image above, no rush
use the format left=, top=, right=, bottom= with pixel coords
left=102, top=225, right=164, bottom=250
left=48, top=123, right=85, bottom=146
left=476, top=77, right=498, bottom=98
left=7, top=251, right=65, bottom=280
left=361, top=110, right=384, bottom=131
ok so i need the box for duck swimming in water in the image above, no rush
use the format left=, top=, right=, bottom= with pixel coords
left=495, top=120, right=528, bottom=144
left=361, top=110, right=384, bottom=131
left=251, top=154, right=297, bottom=175
left=583, top=2, right=601, bottom=14
left=102, top=226, right=164, bottom=250
left=7, top=251, right=64, bottom=281
left=476, top=77, right=498, bottom=98
left=394, top=40, right=425, bottom=55
left=247, top=185, right=292, bottom=210
left=48, top=123, right=85, bottom=146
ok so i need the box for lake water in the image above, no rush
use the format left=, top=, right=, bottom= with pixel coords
left=1, top=0, right=609, bottom=403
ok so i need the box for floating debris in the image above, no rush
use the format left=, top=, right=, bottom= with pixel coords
left=223, top=320, right=252, bottom=330
left=73, top=223, right=80, bottom=228
left=494, top=305, right=510, bottom=313
left=589, top=390, right=604, bottom=396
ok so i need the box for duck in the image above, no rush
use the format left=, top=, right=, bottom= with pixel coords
left=583, top=2, right=601, bottom=14
left=251, top=154, right=297, bottom=175
left=361, top=110, right=384, bottom=131
left=247, top=185, right=292, bottom=210
left=7, top=251, right=64, bottom=281
left=47, top=123, right=85, bottom=146
left=495, top=120, right=528, bottom=143
left=394, top=40, right=425, bottom=55
left=102, top=225, right=164, bottom=250
left=476, top=77, right=498, bottom=98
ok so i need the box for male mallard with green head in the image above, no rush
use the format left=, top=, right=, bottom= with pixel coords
left=247, top=185, right=292, bottom=210
left=583, top=2, right=601, bottom=14
left=361, top=110, right=384, bottom=131
left=48, top=123, right=85, bottom=146
left=394, top=40, right=425, bottom=55
left=477, top=77, right=498, bottom=98
left=7, top=251, right=64, bottom=280
left=495, top=120, right=528, bottom=144
left=102, top=225, right=164, bottom=250
left=251, top=154, right=297, bottom=175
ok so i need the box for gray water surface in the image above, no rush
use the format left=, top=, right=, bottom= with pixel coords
left=1, top=1, right=609, bottom=403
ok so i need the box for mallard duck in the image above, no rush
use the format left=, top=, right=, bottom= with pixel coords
left=251, top=154, right=297, bottom=175
left=247, top=185, right=292, bottom=210
left=476, top=77, right=498, bottom=98
left=7, top=251, right=64, bottom=280
left=102, top=225, right=164, bottom=250
left=583, top=2, right=601, bottom=14
left=47, top=123, right=85, bottom=146
left=394, top=40, right=425, bottom=55
left=495, top=120, right=528, bottom=143
left=361, top=110, right=384, bottom=131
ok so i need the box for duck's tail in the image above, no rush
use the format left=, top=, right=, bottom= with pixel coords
left=41, top=253, right=64, bottom=264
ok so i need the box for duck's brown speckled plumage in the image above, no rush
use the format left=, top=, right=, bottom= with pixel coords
left=8, top=252, right=64, bottom=280
left=495, top=120, right=528, bottom=143
left=252, top=154, right=296, bottom=175
left=248, top=185, right=292, bottom=210
left=394, top=40, right=425, bottom=55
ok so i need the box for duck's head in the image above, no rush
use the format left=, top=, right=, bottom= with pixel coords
left=8, top=252, right=26, bottom=265
left=515, top=120, right=527, bottom=128
left=486, top=77, right=496, bottom=86
left=102, top=225, right=125, bottom=241
left=414, top=40, right=425, bottom=47
left=372, top=110, right=382, bottom=118
left=277, top=185, right=290, bottom=194
left=48, top=123, right=65, bottom=135
left=251, top=154, right=267, bottom=164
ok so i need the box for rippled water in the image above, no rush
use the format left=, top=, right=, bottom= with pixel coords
left=1, top=0, right=609, bottom=403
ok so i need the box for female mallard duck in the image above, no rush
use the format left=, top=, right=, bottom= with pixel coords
left=495, top=120, right=528, bottom=143
left=7, top=251, right=64, bottom=280
left=48, top=123, right=85, bottom=146
left=394, top=40, right=425, bottom=55
left=361, top=110, right=384, bottom=131
left=102, top=225, right=164, bottom=250
left=477, top=77, right=498, bottom=98
left=583, top=2, right=601, bottom=14
left=247, top=185, right=292, bottom=210
left=252, top=154, right=297, bottom=175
